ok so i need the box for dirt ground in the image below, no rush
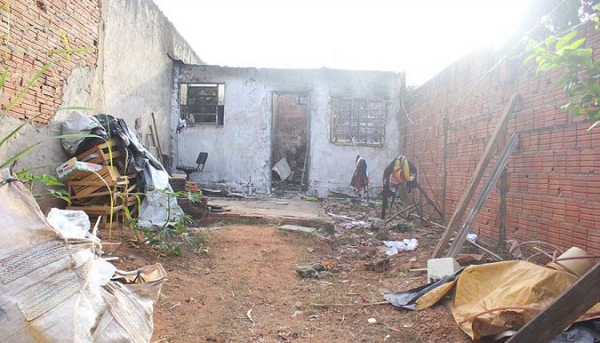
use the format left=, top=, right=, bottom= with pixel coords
left=113, top=199, right=472, bottom=343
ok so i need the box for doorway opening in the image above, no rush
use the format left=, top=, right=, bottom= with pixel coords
left=271, top=93, right=310, bottom=194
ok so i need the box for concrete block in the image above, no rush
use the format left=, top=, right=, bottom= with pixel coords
left=279, top=224, right=316, bottom=234
left=427, top=258, right=460, bottom=283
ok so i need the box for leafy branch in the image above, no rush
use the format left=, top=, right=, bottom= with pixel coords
left=525, top=5, right=600, bottom=123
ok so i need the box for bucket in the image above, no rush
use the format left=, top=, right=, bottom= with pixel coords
left=545, top=247, right=596, bottom=277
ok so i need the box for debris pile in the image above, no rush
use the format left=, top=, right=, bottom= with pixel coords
left=170, top=173, right=208, bottom=220
left=58, top=140, right=135, bottom=230
left=320, top=193, right=600, bottom=342
left=58, top=112, right=185, bottom=230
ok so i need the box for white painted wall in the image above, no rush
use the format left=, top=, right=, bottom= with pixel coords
left=174, top=65, right=404, bottom=197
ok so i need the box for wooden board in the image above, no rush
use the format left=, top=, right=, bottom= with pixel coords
left=446, top=133, right=519, bottom=257
left=76, top=138, right=121, bottom=166
left=432, top=92, right=520, bottom=258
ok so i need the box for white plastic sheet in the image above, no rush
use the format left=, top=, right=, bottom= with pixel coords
left=0, top=170, right=165, bottom=343
left=137, top=164, right=184, bottom=230
left=383, top=238, right=419, bottom=255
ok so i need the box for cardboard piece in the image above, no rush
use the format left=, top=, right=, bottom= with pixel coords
left=56, top=158, right=104, bottom=181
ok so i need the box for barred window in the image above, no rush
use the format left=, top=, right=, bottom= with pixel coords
left=330, top=98, right=386, bottom=146
left=179, top=83, right=225, bottom=126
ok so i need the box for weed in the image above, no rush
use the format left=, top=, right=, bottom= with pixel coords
left=128, top=188, right=204, bottom=256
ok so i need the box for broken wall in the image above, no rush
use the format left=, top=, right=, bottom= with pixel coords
left=174, top=65, right=403, bottom=196
left=406, top=23, right=600, bottom=255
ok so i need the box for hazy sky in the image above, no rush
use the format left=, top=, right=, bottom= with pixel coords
left=153, top=0, right=534, bottom=85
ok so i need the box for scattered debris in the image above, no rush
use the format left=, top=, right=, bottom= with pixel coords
left=369, top=217, right=385, bottom=231
left=363, top=258, right=391, bottom=272
left=466, top=238, right=503, bottom=261
left=246, top=305, right=255, bottom=327
left=326, top=212, right=357, bottom=221
left=310, top=301, right=388, bottom=308
left=367, top=317, right=377, bottom=324
left=300, top=195, right=318, bottom=201
left=272, top=157, right=292, bottom=181
left=383, top=238, right=418, bottom=255
left=339, top=220, right=370, bottom=230
left=295, top=262, right=329, bottom=278
left=466, top=233, right=478, bottom=242
left=454, top=253, right=494, bottom=266
left=386, top=258, right=600, bottom=341
left=169, top=302, right=182, bottom=310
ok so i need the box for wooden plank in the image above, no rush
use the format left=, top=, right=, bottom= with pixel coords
left=151, top=112, right=164, bottom=164
left=76, top=139, right=120, bottom=166
left=506, top=262, right=600, bottom=343
left=68, top=205, right=124, bottom=213
left=446, top=133, right=519, bottom=257
left=384, top=204, right=417, bottom=225
left=431, top=92, right=520, bottom=258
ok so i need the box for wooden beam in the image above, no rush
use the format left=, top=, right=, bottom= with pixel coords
left=431, top=92, right=521, bottom=258
left=416, top=182, right=443, bottom=219
left=506, top=262, right=600, bottom=343
left=384, top=204, right=417, bottom=226
left=446, top=133, right=519, bottom=257
left=151, top=112, right=164, bottom=165
left=466, top=239, right=503, bottom=261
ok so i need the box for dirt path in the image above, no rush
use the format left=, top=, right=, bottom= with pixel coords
left=116, top=224, right=470, bottom=343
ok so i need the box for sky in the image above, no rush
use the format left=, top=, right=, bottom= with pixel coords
left=152, top=0, right=534, bottom=86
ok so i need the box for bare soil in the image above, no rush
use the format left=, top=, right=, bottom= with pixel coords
left=113, top=200, right=472, bottom=343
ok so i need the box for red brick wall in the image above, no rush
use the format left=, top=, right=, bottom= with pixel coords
left=405, top=23, right=600, bottom=255
left=0, top=0, right=100, bottom=123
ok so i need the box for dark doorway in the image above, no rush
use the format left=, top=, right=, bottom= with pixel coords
left=271, top=93, right=310, bottom=192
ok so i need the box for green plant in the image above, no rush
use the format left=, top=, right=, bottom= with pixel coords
left=16, top=170, right=71, bottom=204
left=525, top=4, right=600, bottom=123
left=130, top=188, right=203, bottom=256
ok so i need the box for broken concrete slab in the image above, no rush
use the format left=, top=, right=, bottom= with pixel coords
left=279, top=224, right=317, bottom=234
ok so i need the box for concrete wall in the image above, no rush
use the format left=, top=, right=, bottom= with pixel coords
left=405, top=22, right=600, bottom=255
left=174, top=64, right=404, bottom=197
left=102, top=0, right=202, bottom=165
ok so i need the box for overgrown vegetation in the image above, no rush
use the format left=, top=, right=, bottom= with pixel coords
left=525, top=3, right=600, bottom=125
left=16, top=171, right=71, bottom=204
left=126, top=188, right=205, bottom=256
left=519, top=0, right=600, bottom=41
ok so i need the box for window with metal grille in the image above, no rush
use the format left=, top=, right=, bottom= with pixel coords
left=330, top=98, right=386, bottom=146
left=179, top=83, right=225, bottom=126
